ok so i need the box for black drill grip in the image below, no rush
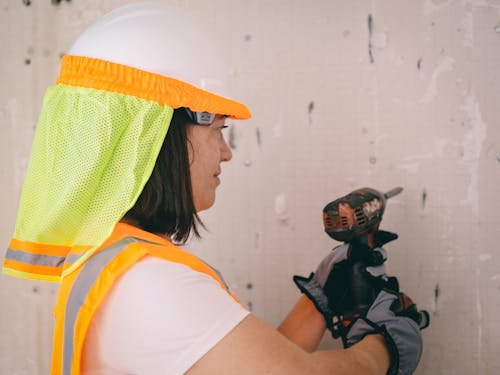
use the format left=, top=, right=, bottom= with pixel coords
left=343, top=260, right=383, bottom=322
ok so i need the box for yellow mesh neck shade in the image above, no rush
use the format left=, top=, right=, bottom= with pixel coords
left=3, top=56, right=251, bottom=282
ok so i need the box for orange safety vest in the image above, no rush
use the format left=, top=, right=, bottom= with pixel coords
left=51, top=222, right=239, bottom=375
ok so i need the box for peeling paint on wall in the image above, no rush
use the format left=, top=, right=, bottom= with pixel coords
left=479, top=254, right=491, bottom=262
left=367, top=14, right=374, bottom=63
left=253, top=232, right=261, bottom=253
left=419, top=56, right=455, bottom=103
left=434, top=284, right=440, bottom=307
left=51, top=0, right=71, bottom=6
left=460, top=8, right=474, bottom=47
left=308, top=101, right=314, bottom=125
left=397, top=152, right=433, bottom=172
left=423, top=0, right=454, bottom=16
left=2, top=99, right=29, bottom=191
left=308, top=101, right=314, bottom=114
left=272, top=116, right=283, bottom=139
left=460, top=92, right=487, bottom=216
left=274, top=193, right=289, bottom=224
left=475, top=268, right=483, bottom=370
left=484, top=143, right=500, bottom=162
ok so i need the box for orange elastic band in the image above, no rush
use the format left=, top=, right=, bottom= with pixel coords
left=3, top=259, right=62, bottom=277
left=57, top=55, right=251, bottom=120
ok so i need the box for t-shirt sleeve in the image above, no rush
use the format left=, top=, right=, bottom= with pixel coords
left=82, top=256, right=250, bottom=375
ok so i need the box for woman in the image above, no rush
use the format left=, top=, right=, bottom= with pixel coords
left=3, top=3, right=422, bottom=374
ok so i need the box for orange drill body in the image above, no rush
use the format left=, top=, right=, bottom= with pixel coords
left=323, top=187, right=402, bottom=247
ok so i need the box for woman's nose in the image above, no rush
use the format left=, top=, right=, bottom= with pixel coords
left=221, top=137, right=232, bottom=162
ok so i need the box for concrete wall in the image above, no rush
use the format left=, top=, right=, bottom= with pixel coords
left=1, top=0, right=499, bottom=373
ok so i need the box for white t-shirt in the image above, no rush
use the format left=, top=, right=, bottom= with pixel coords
left=82, top=256, right=249, bottom=374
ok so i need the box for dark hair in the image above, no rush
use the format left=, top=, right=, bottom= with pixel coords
left=124, top=108, right=204, bottom=243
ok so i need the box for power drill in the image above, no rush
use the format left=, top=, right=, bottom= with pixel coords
left=322, top=187, right=429, bottom=335
left=323, top=187, right=403, bottom=247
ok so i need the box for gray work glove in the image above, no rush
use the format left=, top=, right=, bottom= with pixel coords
left=293, top=241, right=388, bottom=335
left=345, top=289, right=426, bottom=375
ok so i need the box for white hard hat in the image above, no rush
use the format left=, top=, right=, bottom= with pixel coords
left=69, top=2, right=230, bottom=98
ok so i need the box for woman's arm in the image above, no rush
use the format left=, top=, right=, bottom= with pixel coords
left=277, top=294, right=327, bottom=352
left=186, top=312, right=389, bottom=375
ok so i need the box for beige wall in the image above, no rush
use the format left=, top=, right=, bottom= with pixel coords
left=1, top=0, right=499, bottom=373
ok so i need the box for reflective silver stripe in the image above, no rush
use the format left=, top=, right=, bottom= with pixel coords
left=64, top=252, right=82, bottom=265
left=131, top=237, right=230, bottom=292
left=204, top=261, right=230, bottom=292
left=5, top=248, right=65, bottom=267
left=63, top=237, right=138, bottom=375
left=128, top=237, right=230, bottom=291
left=62, top=236, right=232, bottom=374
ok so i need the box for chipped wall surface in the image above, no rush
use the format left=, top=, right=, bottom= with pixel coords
left=1, top=0, right=499, bottom=374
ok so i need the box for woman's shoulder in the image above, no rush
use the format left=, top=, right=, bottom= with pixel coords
left=83, top=255, right=249, bottom=374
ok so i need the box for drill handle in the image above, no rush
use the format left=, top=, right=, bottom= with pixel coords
left=344, top=261, right=383, bottom=320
